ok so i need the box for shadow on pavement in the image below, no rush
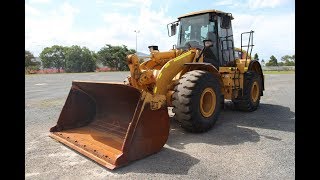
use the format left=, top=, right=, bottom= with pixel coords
left=47, top=103, right=294, bottom=175
left=56, top=140, right=199, bottom=175
left=111, top=103, right=294, bottom=173
left=166, top=103, right=294, bottom=149
left=222, top=103, right=295, bottom=132
left=113, top=148, right=200, bottom=175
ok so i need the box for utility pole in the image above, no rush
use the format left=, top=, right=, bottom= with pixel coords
left=134, top=30, right=140, bottom=54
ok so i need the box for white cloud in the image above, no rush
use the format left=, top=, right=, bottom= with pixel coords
left=26, top=0, right=294, bottom=60
left=232, top=12, right=295, bottom=60
left=248, top=0, right=288, bottom=9
left=214, top=0, right=234, bottom=6
left=131, top=0, right=152, bottom=5
left=25, top=4, right=41, bottom=16
left=96, top=0, right=104, bottom=4
left=213, top=0, right=242, bottom=7
left=29, top=0, right=51, bottom=4
left=60, top=2, right=79, bottom=14
left=213, top=0, right=289, bottom=9
left=25, top=2, right=80, bottom=55
left=111, top=2, right=136, bottom=8
left=25, top=0, right=175, bottom=56
left=95, top=0, right=175, bottom=53
left=108, top=0, right=152, bottom=9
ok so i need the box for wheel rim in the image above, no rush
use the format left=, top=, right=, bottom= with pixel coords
left=200, top=87, right=216, bottom=118
left=251, top=81, right=259, bottom=102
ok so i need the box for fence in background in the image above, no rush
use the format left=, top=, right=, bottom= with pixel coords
left=262, top=66, right=295, bottom=71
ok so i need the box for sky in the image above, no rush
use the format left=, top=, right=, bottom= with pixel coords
left=25, top=0, right=295, bottom=61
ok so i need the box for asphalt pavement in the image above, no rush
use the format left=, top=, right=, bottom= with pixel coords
left=25, top=72, right=295, bottom=179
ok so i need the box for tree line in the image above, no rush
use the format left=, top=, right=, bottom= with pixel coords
left=26, top=45, right=295, bottom=74
left=25, top=44, right=136, bottom=73
left=253, top=53, right=295, bottom=66
left=265, top=55, right=295, bottom=66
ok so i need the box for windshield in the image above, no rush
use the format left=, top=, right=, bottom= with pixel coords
left=177, top=13, right=214, bottom=49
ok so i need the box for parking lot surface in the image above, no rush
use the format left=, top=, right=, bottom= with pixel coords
left=25, top=72, right=295, bottom=179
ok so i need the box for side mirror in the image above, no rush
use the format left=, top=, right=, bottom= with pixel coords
left=221, top=14, right=231, bottom=29
left=167, top=21, right=179, bottom=37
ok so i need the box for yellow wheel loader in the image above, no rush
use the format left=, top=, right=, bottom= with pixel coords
left=50, top=9, right=265, bottom=169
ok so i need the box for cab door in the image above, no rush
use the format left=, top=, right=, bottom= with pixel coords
left=217, top=14, right=235, bottom=66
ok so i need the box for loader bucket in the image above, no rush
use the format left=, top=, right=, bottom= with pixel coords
left=49, top=81, right=169, bottom=170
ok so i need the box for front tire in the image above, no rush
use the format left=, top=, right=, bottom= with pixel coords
left=172, top=70, right=222, bottom=132
left=233, top=71, right=262, bottom=111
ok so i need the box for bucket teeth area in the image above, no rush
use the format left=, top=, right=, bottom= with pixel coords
left=50, top=125, right=124, bottom=168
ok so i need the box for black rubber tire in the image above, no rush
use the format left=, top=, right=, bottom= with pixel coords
left=233, top=71, right=262, bottom=111
left=172, top=70, right=222, bottom=132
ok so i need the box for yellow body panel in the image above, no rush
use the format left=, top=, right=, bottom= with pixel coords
left=154, top=50, right=196, bottom=95
left=127, top=49, right=197, bottom=96
left=218, top=58, right=251, bottom=100
left=127, top=46, right=259, bottom=103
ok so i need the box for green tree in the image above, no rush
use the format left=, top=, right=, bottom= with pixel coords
left=266, top=55, right=278, bottom=66
left=25, top=50, right=35, bottom=67
left=39, top=45, right=68, bottom=72
left=25, top=50, right=40, bottom=73
left=92, top=51, right=98, bottom=62
left=65, top=45, right=96, bottom=72
left=97, top=44, right=136, bottom=71
left=286, top=61, right=295, bottom=66
left=292, top=55, right=295, bottom=62
left=281, top=55, right=295, bottom=66
left=253, top=53, right=259, bottom=61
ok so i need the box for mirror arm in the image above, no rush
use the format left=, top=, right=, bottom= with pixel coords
left=195, top=46, right=207, bottom=62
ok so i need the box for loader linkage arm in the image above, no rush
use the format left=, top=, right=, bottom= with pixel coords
left=127, top=48, right=201, bottom=95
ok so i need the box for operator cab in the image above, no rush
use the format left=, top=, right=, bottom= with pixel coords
left=168, top=10, right=235, bottom=68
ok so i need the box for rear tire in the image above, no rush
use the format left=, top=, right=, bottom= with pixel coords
left=172, top=70, right=222, bottom=132
left=233, top=71, right=262, bottom=111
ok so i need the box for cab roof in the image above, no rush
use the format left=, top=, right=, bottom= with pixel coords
left=178, top=9, right=234, bottom=20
